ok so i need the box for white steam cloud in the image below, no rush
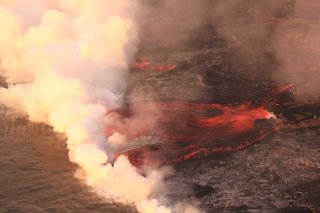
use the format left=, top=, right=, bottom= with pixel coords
left=0, top=1, right=199, bottom=212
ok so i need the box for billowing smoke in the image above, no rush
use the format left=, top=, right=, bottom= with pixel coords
left=4, top=0, right=318, bottom=211
left=137, top=0, right=209, bottom=50
left=139, top=0, right=320, bottom=101
left=272, top=0, right=320, bottom=100
left=0, top=1, right=200, bottom=212
left=207, top=0, right=320, bottom=101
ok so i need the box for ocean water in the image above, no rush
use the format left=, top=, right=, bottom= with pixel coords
left=0, top=106, right=135, bottom=213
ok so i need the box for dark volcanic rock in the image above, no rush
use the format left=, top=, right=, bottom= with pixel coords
left=126, top=21, right=320, bottom=213
left=192, top=184, right=216, bottom=198
left=127, top=47, right=275, bottom=104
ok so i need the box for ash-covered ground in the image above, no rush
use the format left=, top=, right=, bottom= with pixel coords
left=126, top=18, right=320, bottom=211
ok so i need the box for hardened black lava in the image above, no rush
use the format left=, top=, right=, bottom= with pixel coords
left=123, top=11, right=320, bottom=211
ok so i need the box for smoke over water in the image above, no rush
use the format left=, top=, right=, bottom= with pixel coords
left=0, top=1, right=199, bottom=212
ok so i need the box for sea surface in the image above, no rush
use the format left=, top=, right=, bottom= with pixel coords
left=0, top=106, right=135, bottom=213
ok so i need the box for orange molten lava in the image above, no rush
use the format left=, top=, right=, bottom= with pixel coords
left=107, top=102, right=279, bottom=168
left=195, top=107, right=274, bottom=134
left=130, top=57, right=176, bottom=72
left=106, top=84, right=295, bottom=168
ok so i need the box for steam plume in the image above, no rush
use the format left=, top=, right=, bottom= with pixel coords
left=0, top=1, right=199, bottom=212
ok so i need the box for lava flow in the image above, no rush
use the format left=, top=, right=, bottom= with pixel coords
left=106, top=80, right=320, bottom=171
left=106, top=84, right=303, bottom=168
left=130, top=57, right=176, bottom=72
left=195, top=106, right=276, bottom=134
left=120, top=103, right=279, bottom=167
left=107, top=103, right=281, bottom=169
